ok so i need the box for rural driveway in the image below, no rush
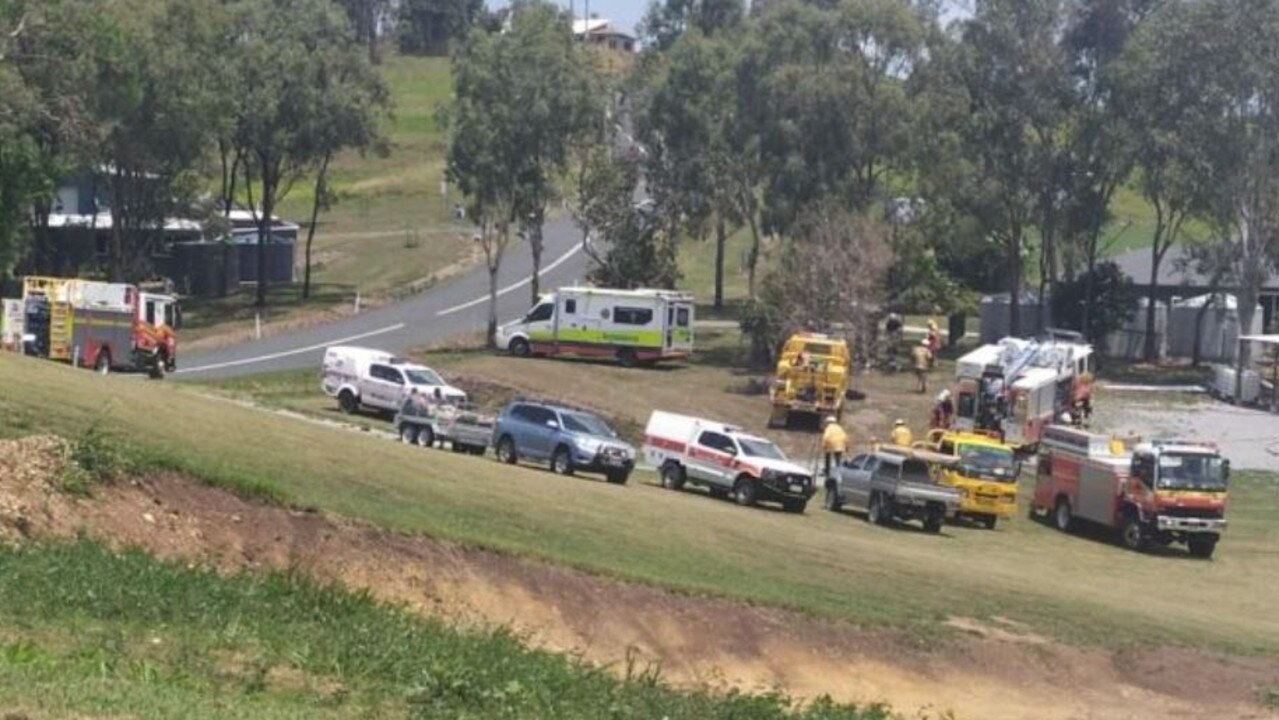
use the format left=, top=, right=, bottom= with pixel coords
left=1094, top=394, right=1279, bottom=470
left=174, top=216, right=592, bottom=381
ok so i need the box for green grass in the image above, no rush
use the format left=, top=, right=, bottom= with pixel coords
left=0, top=540, right=886, bottom=720
left=4, top=352, right=1279, bottom=659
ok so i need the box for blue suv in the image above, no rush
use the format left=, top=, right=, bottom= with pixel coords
left=492, top=400, right=636, bottom=484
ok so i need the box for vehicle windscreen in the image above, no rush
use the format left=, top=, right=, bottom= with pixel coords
left=803, top=342, right=834, bottom=358
left=1157, top=454, right=1228, bottom=491
left=404, top=368, right=444, bottom=386
left=958, top=443, right=1016, bottom=480
left=562, top=412, right=615, bottom=437
left=900, top=459, right=933, bottom=484
left=738, top=438, right=786, bottom=460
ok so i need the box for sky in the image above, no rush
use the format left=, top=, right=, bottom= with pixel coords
left=488, top=0, right=972, bottom=40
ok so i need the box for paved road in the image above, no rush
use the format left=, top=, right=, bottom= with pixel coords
left=175, top=216, right=592, bottom=381
left=1094, top=395, right=1279, bottom=471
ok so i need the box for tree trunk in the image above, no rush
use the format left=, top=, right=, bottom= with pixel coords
left=303, top=152, right=331, bottom=301
left=745, top=207, right=761, bottom=299
left=1081, top=250, right=1097, bottom=344
left=108, top=171, right=125, bottom=282
left=714, top=218, right=726, bottom=310
left=256, top=159, right=274, bottom=309
left=528, top=217, right=543, bottom=307
left=1007, top=233, right=1022, bottom=337
left=486, top=262, right=500, bottom=348
left=1143, top=241, right=1167, bottom=361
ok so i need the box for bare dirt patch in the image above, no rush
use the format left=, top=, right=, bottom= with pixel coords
left=2, top=434, right=1276, bottom=720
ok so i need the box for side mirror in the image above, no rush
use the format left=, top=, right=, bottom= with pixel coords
left=1222, top=460, right=1231, bottom=481
left=546, top=419, right=559, bottom=429
left=727, top=445, right=739, bottom=456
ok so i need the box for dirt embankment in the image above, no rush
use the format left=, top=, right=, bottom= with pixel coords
left=2, top=435, right=1276, bottom=720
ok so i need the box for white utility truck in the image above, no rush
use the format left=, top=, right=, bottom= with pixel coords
left=643, top=410, right=815, bottom=512
left=321, top=346, right=466, bottom=415
left=496, top=287, right=695, bottom=367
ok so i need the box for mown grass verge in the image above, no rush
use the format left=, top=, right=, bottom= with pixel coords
left=3, top=353, right=1278, bottom=658
left=0, top=540, right=887, bottom=720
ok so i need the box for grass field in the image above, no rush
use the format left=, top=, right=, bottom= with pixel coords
left=3, top=352, right=1277, bottom=660
left=0, top=541, right=885, bottom=720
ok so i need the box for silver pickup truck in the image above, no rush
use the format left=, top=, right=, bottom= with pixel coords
left=825, top=448, right=961, bottom=533
left=395, top=403, right=494, bottom=456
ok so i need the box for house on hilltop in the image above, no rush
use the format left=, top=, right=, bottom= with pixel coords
left=573, top=18, right=636, bottom=53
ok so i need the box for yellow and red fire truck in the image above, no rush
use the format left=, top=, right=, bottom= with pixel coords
left=21, top=276, right=179, bottom=378
left=1032, top=425, right=1229, bottom=558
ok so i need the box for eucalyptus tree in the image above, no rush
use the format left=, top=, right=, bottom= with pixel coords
left=229, top=0, right=386, bottom=307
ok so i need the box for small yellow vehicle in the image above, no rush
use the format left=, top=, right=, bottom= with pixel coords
left=915, top=429, right=1020, bottom=529
left=768, top=333, right=850, bottom=428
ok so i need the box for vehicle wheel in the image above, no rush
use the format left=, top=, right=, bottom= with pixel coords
left=551, top=446, right=575, bottom=476
left=1120, top=514, right=1147, bottom=552
left=496, top=436, right=518, bottom=465
left=823, top=483, right=843, bottom=511
left=782, top=498, right=807, bottom=514
left=399, top=425, right=419, bottom=445
left=417, top=426, right=435, bottom=448
left=606, top=469, right=630, bottom=485
left=661, top=463, right=686, bottom=491
left=867, top=492, right=887, bottom=526
left=1053, top=498, right=1074, bottom=533
left=979, top=514, right=998, bottom=530
left=148, top=353, right=167, bottom=380
left=923, top=505, right=945, bottom=534
left=733, top=477, right=757, bottom=507
left=94, top=350, right=111, bottom=375
left=338, top=390, right=358, bottom=414
left=509, top=338, right=531, bottom=358
left=617, top=347, right=638, bottom=368
left=1187, top=534, right=1218, bottom=559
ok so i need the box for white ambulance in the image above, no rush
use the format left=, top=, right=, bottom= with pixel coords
left=495, top=287, right=695, bottom=367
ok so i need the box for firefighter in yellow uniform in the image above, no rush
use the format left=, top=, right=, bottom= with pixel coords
left=821, top=416, right=848, bottom=479
left=912, top=338, right=932, bottom=393
left=890, top=419, right=913, bottom=447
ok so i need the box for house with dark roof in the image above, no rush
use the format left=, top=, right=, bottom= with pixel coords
left=1111, top=244, right=1278, bottom=332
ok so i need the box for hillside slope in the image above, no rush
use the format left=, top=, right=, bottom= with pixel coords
left=3, top=353, right=1278, bottom=658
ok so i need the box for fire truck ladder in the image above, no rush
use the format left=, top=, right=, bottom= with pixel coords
left=47, top=300, right=73, bottom=361
left=22, top=277, right=75, bottom=361
left=1000, top=340, right=1040, bottom=383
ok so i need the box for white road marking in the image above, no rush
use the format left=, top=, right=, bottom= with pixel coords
left=176, top=323, right=406, bottom=375
left=436, top=240, right=585, bottom=317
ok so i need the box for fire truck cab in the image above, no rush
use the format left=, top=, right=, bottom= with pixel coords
left=1032, top=426, right=1229, bottom=558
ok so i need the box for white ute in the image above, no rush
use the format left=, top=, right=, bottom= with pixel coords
left=643, top=410, right=815, bottom=513
left=322, top=345, right=466, bottom=414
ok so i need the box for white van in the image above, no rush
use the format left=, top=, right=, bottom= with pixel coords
left=321, top=345, right=466, bottom=414
left=495, top=287, right=695, bottom=367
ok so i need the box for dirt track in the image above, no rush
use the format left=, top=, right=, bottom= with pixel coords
left=2, top=435, right=1277, bottom=720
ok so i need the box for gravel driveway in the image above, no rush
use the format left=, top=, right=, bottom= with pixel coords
left=1094, top=393, right=1279, bottom=471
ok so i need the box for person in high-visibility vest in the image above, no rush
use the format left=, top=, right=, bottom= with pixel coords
left=821, top=416, right=848, bottom=478
left=890, top=419, right=913, bottom=447
left=912, top=339, right=932, bottom=393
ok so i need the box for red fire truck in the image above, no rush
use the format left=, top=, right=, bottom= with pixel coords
left=21, top=276, right=179, bottom=378
left=1032, top=425, right=1229, bottom=558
